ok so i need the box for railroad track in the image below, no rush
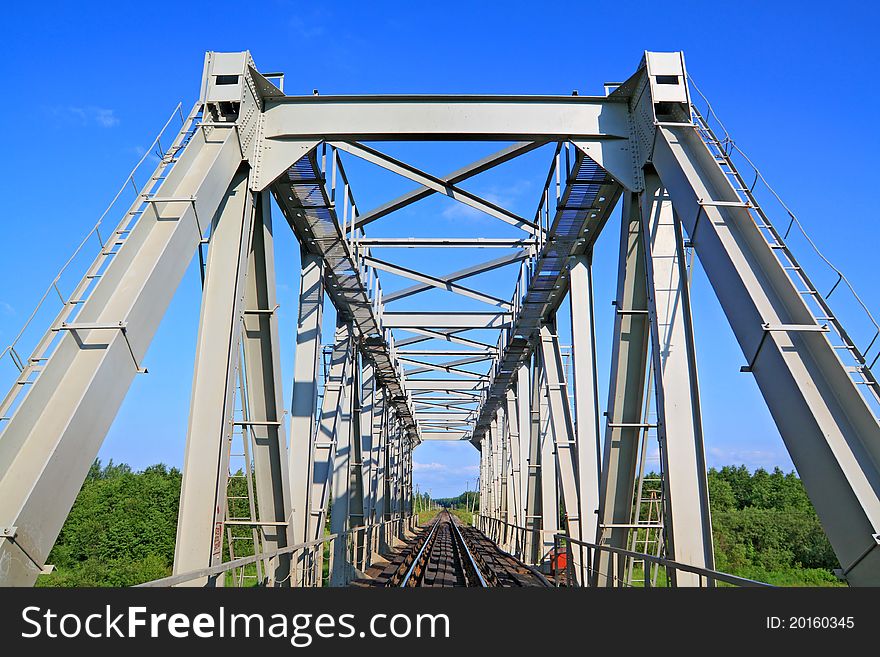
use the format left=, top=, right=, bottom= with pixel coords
left=377, top=510, right=549, bottom=588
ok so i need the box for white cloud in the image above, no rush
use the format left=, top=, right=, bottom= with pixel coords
left=0, top=301, right=14, bottom=316
left=57, top=106, right=120, bottom=128
left=413, top=461, right=479, bottom=476
left=413, top=461, right=446, bottom=472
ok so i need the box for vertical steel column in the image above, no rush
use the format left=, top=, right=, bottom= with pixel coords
left=480, top=434, right=490, bottom=520
left=241, top=191, right=293, bottom=585
left=517, top=364, right=531, bottom=539
left=597, top=193, right=651, bottom=585
left=329, top=348, right=357, bottom=586
left=372, top=389, right=388, bottom=524
left=348, top=357, right=366, bottom=531
left=640, top=172, right=714, bottom=584
left=484, top=426, right=494, bottom=518
left=382, top=411, right=395, bottom=523
left=308, top=319, right=353, bottom=543
left=569, top=255, right=602, bottom=547
left=360, top=361, right=376, bottom=524
left=524, top=351, right=543, bottom=563
left=500, top=409, right=509, bottom=526
left=288, top=251, right=324, bottom=546
left=538, top=350, right=559, bottom=558
left=174, top=165, right=255, bottom=583
left=540, top=324, right=582, bottom=558
left=505, top=389, right=522, bottom=529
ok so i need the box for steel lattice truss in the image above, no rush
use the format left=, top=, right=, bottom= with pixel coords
left=1, top=51, right=879, bottom=588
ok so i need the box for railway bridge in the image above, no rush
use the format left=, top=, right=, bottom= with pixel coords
left=1, top=50, right=879, bottom=588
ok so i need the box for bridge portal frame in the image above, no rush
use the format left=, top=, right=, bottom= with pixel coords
left=0, top=50, right=878, bottom=588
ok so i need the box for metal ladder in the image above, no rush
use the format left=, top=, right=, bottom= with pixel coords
left=626, top=484, right=664, bottom=586
left=0, top=102, right=202, bottom=423
left=690, top=105, right=880, bottom=416
left=223, top=354, right=265, bottom=587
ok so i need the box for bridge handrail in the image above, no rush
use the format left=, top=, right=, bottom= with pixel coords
left=556, top=534, right=773, bottom=588
left=0, top=103, right=188, bottom=370
left=475, top=514, right=771, bottom=587
left=138, top=515, right=416, bottom=587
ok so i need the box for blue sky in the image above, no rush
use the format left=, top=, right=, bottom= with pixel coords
left=1, top=1, right=878, bottom=498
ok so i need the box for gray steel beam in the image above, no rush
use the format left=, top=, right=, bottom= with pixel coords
left=309, top=320, right=354, bottom=543
left=653, top=122, right=880, bottom=585
left=385, top=251, right=528, bottom=304
left=540, top=325, right=581, bottom=552
left=273, top=150, right=419, bottom=443
left=241, top=191, right=293, bottom=585
left=596, top=193, right=650, bottom=585
left=0, top=127, right=242, bottom=586
left=402, top=355, right=489, bottom=379
left=383, top=311, right=511, bottom=329
left=329, top=349, right=357, bottom=586
left=331, top=142, right=540, bottom=235
left=397, top=349, right=494, bottom=357
left=516, top=365, right=530, bottom=540
left=523, top=350, right=543, bottom=563
left=504, top=393, right=520, bottom=527
left=372, top=390, right=388, bottom=532
left=538, top=353, right=559, bottom=557
left=404, top=379, right=485, bottom=391
left=288, top=251, right=324, bottom=546
left=262, top=96, right=631, bottom=141
left=640, top=172, right=714, bottom=584
left=357, top=238, right=535, bottom=248
left=360, top=362, right=376, bottom=525
left=395, top=328, right=496, bottom=351
left=174, top=165, right=255, bottom=583
left=569, top=255, right=602, bottom=547
left=354, top=142, right=546, bottom=229
left=363, top=255, right=512, bottom=309
left=349, top=358, right=367, bottom=533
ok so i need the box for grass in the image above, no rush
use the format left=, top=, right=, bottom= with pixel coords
left=416, top=507, right=474, bottom=527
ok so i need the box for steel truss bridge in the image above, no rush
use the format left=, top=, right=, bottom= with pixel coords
left=1, top=51, right=879, bottom=587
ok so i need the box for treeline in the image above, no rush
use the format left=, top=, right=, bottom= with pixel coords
left=707, top=466, right=839, bottom=585
left=38, top=460, right=181, bottom=586
left=38, top=461, right=841, bottom=586
left=434, top=491, right=478, bottom=510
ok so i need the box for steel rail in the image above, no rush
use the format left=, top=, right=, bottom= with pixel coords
left=399, top=520, right=441, bottom=587
left=448, top=515, right=489, bottom=588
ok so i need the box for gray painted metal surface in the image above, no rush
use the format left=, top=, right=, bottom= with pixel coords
left=1, top=49, right=878, bottom=588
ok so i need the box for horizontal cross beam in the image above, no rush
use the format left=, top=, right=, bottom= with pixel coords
left=384, top=312, right=511, bottom=329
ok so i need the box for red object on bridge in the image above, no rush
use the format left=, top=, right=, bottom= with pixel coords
left=550, top=548, right=567, bottom=572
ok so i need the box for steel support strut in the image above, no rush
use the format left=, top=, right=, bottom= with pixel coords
left=310, top=319, right=354, bottom=549
left=0, top=126, right=242, bottom=586
left=653, top=123, right=880, bottom=585
left=288, top=251, right=324, bottom=546
left=241, top=191, right=294, bottom=585
left=640, top=172, right=714, bottom=584
left=569, top=255, right=602, bottom=548
left=174, top=165, right=255, bottom=584
left=597, top=192, right=651, bottom=585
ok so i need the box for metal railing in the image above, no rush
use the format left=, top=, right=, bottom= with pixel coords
left=476, top=513, right=770, bottom=588
left=553, top=534, right=772, bottom=588
left=686, top=76, right=880, bottom=417
left=477, top=514, right=557, bottom=566
left=0, top=102, right=197, bottom=422
left=138, top=515, right=417, bottom=588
